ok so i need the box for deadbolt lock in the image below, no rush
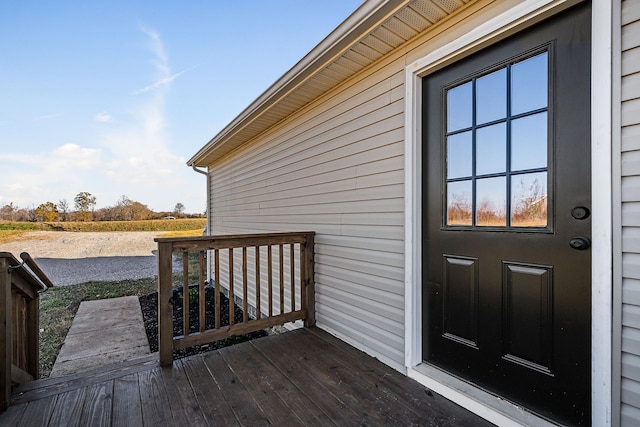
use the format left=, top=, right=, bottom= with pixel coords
left=571, top=206, right=590, bottom=220
left=569, top=236, right=591, bottom=250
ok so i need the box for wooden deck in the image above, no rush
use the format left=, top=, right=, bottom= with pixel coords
left=0, top=328, right=493, bottom=426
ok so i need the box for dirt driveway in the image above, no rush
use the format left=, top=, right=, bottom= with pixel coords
left=1, top=231, right=163, bottom=286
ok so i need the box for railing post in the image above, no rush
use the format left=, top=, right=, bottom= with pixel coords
left=303, top=234, right=316, bottom=328
left=0, top=258, right=12, bottom=411
left=158, top=241, right=174, bottom=366
left=26, top=293, right=39, bottom=380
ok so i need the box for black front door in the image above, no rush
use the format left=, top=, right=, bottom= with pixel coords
left=423, top=4, right=591, bottom=425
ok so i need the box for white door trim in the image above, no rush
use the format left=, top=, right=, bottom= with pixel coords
left=403, top=0, right=612, bottom=425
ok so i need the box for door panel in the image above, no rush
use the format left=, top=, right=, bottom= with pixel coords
left=422, top=4, right=591, bottom=425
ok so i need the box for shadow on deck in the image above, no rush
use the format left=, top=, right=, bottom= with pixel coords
left=1, top=328, right=493, bottom=426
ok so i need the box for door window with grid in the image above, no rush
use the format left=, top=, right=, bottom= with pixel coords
left=445, top=51, right=549, bottom=229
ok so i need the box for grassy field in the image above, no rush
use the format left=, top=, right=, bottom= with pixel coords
left=0, top=218, right=206, bottom=243
left=0, top=218, right=206, bottom=232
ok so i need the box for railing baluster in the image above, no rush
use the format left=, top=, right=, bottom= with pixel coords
left=242, top=247, right=248, bottom=323
left=290, top=243, right=295, bottom=312
left=268, top=245, right=273, bottom=317
left=228, top=248, right=234, bottom=326
left=199, top=251, right=205, bottom=333
left=279, top=244, right=284, bottom=315
left=182, top=252, right=189, bottom=337
left=255, top=246, right=261, bottom=319
left=215, top=249, right=220, bottom=329
left=300, top=243, right=306, bottom=315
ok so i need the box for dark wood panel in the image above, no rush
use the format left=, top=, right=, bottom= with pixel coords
left=443, top=255, right=478, bottom=347
left=503, top=262, right=553, bottom=373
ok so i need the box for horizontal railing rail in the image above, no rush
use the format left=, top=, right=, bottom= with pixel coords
left=155, top=232, right=315, bottom=366
left=1, top=252, right=51, bottom=411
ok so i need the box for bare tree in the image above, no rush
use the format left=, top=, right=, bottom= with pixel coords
left=58, top=199, right=69, bottom=222
left=0, top=202, right=17, bottom=221
left=174, top=202, right=185, bottom=218
left=25, top=204, right=38, bottom=222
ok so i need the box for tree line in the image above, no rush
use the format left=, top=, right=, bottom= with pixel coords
left=0, top=192, right=203, bottom=222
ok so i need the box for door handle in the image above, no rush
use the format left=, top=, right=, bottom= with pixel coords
left=569, top=236, right=591, bottom=250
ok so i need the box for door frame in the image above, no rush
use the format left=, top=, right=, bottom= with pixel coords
left=403, top=0, right=614, bottom=425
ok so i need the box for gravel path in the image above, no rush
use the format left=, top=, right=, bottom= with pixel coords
left=1, top=231, right=166, bottom=286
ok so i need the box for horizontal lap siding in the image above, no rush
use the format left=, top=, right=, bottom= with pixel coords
left=622, top=0, right=640, bottom=423
left=209, top=60, right=408, bottom=370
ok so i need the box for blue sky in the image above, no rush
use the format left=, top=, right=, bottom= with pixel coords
left=0, top=1, right=362, bottom=214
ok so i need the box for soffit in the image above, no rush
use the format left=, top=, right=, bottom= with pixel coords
left=189, top=0, right=471, bottom=167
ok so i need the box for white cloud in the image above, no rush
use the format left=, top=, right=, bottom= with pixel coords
left=0, top=144, right=101, bottom=171
left=0, top=143, right=103, bottom=207
left=133, top=67, right=193, bottom=95
left=32, top=113, right=63, bottom=122
left=52, top=144, right=102, bottom=169
left=94, top=112, right=113, bottom=123
left=140, top=26, right=169, bottom=74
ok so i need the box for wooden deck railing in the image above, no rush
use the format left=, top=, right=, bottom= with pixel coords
left=155, top=232, right=315, bottom=366
left=1, top=252, right=52, bottom=411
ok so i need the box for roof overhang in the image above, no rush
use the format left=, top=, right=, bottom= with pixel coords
left=188, top=0, right=472, bottom=167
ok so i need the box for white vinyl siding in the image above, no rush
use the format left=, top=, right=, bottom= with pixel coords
left=622, top=0, right=640, bottom=423
left=209, top=60, right=408, bottom=370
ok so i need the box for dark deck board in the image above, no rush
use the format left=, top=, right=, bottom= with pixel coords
left=138, top=367, right=174, bottom=426
left=202, top=351, right=272, bottom=426
left=254, top=328, right=400, bottom=425
left=220, top=342, right=326, bottom=426
left=180, top=356, right=239, bottom=426
left=1, top=328, right=494, bottom=427
left=264, top=328, right=420, bottom=425
left=111, top=374, right=143, bottom=427
left=79, top=381, right=113, bottom=427
left=304, top=328, right=466, bottom=426
left=11, top=354, right=157, bottom=404
left=251, top=334, right=362, bottom=425
left=47, top=387, right=87, bottom=427
left=0, top=401, right=25, bottom=426
left=161, top=361, right=208, bottom=427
